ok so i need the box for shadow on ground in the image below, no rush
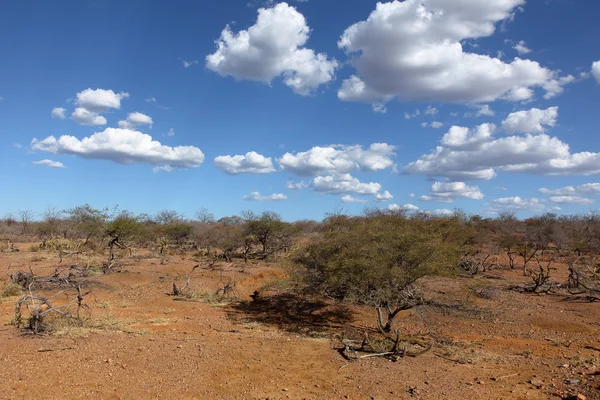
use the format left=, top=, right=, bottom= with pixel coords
left=228, top=293, right=353, bottom=335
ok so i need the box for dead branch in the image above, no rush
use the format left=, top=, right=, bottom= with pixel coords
left=168, top=264, right=200, bottom=296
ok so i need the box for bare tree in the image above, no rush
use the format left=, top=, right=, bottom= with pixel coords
left=195, top=208, right=215, bottom=224
left=154, top=209, right=183, bottom=225
left=17, top=209, right=35, bottom=234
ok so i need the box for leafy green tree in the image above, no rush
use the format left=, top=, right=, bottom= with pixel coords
left=65, top=204, right=109, bottom=244
left=245, top=211, right=285, bottom=256
left=292, top=212, right=473, bottom=332
left=104, top=211, right=144, bottom=265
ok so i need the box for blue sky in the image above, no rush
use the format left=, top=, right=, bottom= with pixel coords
left=1, top=0, right=599, bottom=221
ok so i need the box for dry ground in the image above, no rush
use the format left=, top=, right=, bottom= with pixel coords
left=0, top=244, right=599, bottom=400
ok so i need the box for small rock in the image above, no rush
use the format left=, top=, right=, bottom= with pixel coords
left=566, top=379, right=581, bottom=385
left=529, top=379, right=544, bottom=389
left=576, top=394, right=586, bottom=400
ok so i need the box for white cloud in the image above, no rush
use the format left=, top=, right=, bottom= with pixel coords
left=31, top=128, right=204, bottom=170
left=312, top=173, right=381, bottom=195
left=341, top=194, right=368, bottom=204
left=167, top=128, right=175, bottom=137
left=513, top=40, right=532, bottom=55
left=76, top=88, right=129, bottom=113
left=422, top=121, right=444, bottom=128
left=33, top=159, right=66, bottom=169
left=214, top=151, right=276, bottom=174
left=337, top=0, right=572, bottom=105
left=51, top=107, right=66, bottom=119
left=492, top=196, right=544, bottom=212
left=389, top=203, right=419, bottom=212
left=71, top=108, right=107, bottom=126
left=206, top=2, right=338, bottom=95
left=419, top=195, right=453, bottom=204
left=592, top=61, right=600, bottom=84
left=405, top=108, right=600, bottom=181
left=145, top=98, right=157, bottom=103
left=427, top=209, right=455, bottom=216
left=372, top=103, right=387, bottom=114
left=539, top=183, right=600, bottom=199
left=408, top=193, right=415, bottom=198
left=578, top=183, right=600, bottom=195
left=424, top=106, right=438, bottom=116
left=71, top=88, right=129, bottom=126
left=465, top=104, right=495, bottom=117
left=278, top=143, right=395, bottom=176
left=118, top=112, right=153, bottom=129
left=539, top=186, right=577, bottom=196
left=548, top=196, right=593, bottom=205
left=286, top=180, right=308, bottom=190
left=13, top=143, right=22, bottom=149
left=182, top=60, right=199, bottom=68
left=153, top=166, right=173, bottom=173
left=420, top=181, right=484, bottom=203
left=243, top=192, right=287, bottom=201
left=405, top=109, right=420, bottom=119
left=542, top=75, right=576, bottom=99
left=374, top=190, right=393, bottom=203
left=501, top=106, right=558, bottom=134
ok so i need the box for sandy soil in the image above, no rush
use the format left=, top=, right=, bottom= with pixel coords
left=0, top=245, right=598, bottom=400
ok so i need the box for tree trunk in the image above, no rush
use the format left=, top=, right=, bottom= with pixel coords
left=377, top=305, right=405, bottom=333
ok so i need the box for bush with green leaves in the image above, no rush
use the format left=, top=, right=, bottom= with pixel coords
left=291, top=212, right=474, bottom=332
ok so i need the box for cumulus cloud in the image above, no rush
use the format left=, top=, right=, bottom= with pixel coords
left=592, top=61, right=600, bottom=84
left=33, top=159, right=66, bottom=169
left=405, top=107, right=600, bottom=181
left=206, top=2, right=338, bottom=95
left=389, top=203, right=419, bottom=212
left=372, top=103, right=387, bottom=113
left=405, top=109, right=420, bottom=119
left=513, top=40, right=532, bottom=55
left=214, top=151, right=276, bottom=174
left=118, top=112, right=153, bottom=129
left=548, top=196, right=593, bottom=205
left=424, top=106, right=438, bottom=116
left=278, top=143, right=395, bottom=176
left=491, top=196, right=544, bottom=212
left=71, top=88, right=129, bottom=126
left=465, top=104, right=495, bottom=117
left=502, top=106, right=558, bottom=134
left=31, top=128, right=204, bottom=170
left=539, top=183, right=600, bottom=204
left=71, top=108, right=107, bottom=126
left=341, top=194, right=368, bottom=204
left=182, top=59, right=199, bottom=68
left=51, top=107, right=66, bottom=119
left=76, top=88, right=129, bottom=113
left=337, top=0, right=573, bottom=106
left=286, top=180, right=308, bottom=190
left=167, top=128, right=175, bottom=137
left=420, top=181, right=484, bottom=203
left=312, top=174, right=381, bottom=195
left=243, top=192, right=287, bottom=201
left=374, top=190, right=393, bottom=202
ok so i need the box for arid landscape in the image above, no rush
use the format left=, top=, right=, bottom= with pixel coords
left=1, top=209, right=599, bottom=400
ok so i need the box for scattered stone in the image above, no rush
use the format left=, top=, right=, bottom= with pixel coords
left=529, top=379, right=544, bottom=389
left=565, top=379, right=581, bottom=384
